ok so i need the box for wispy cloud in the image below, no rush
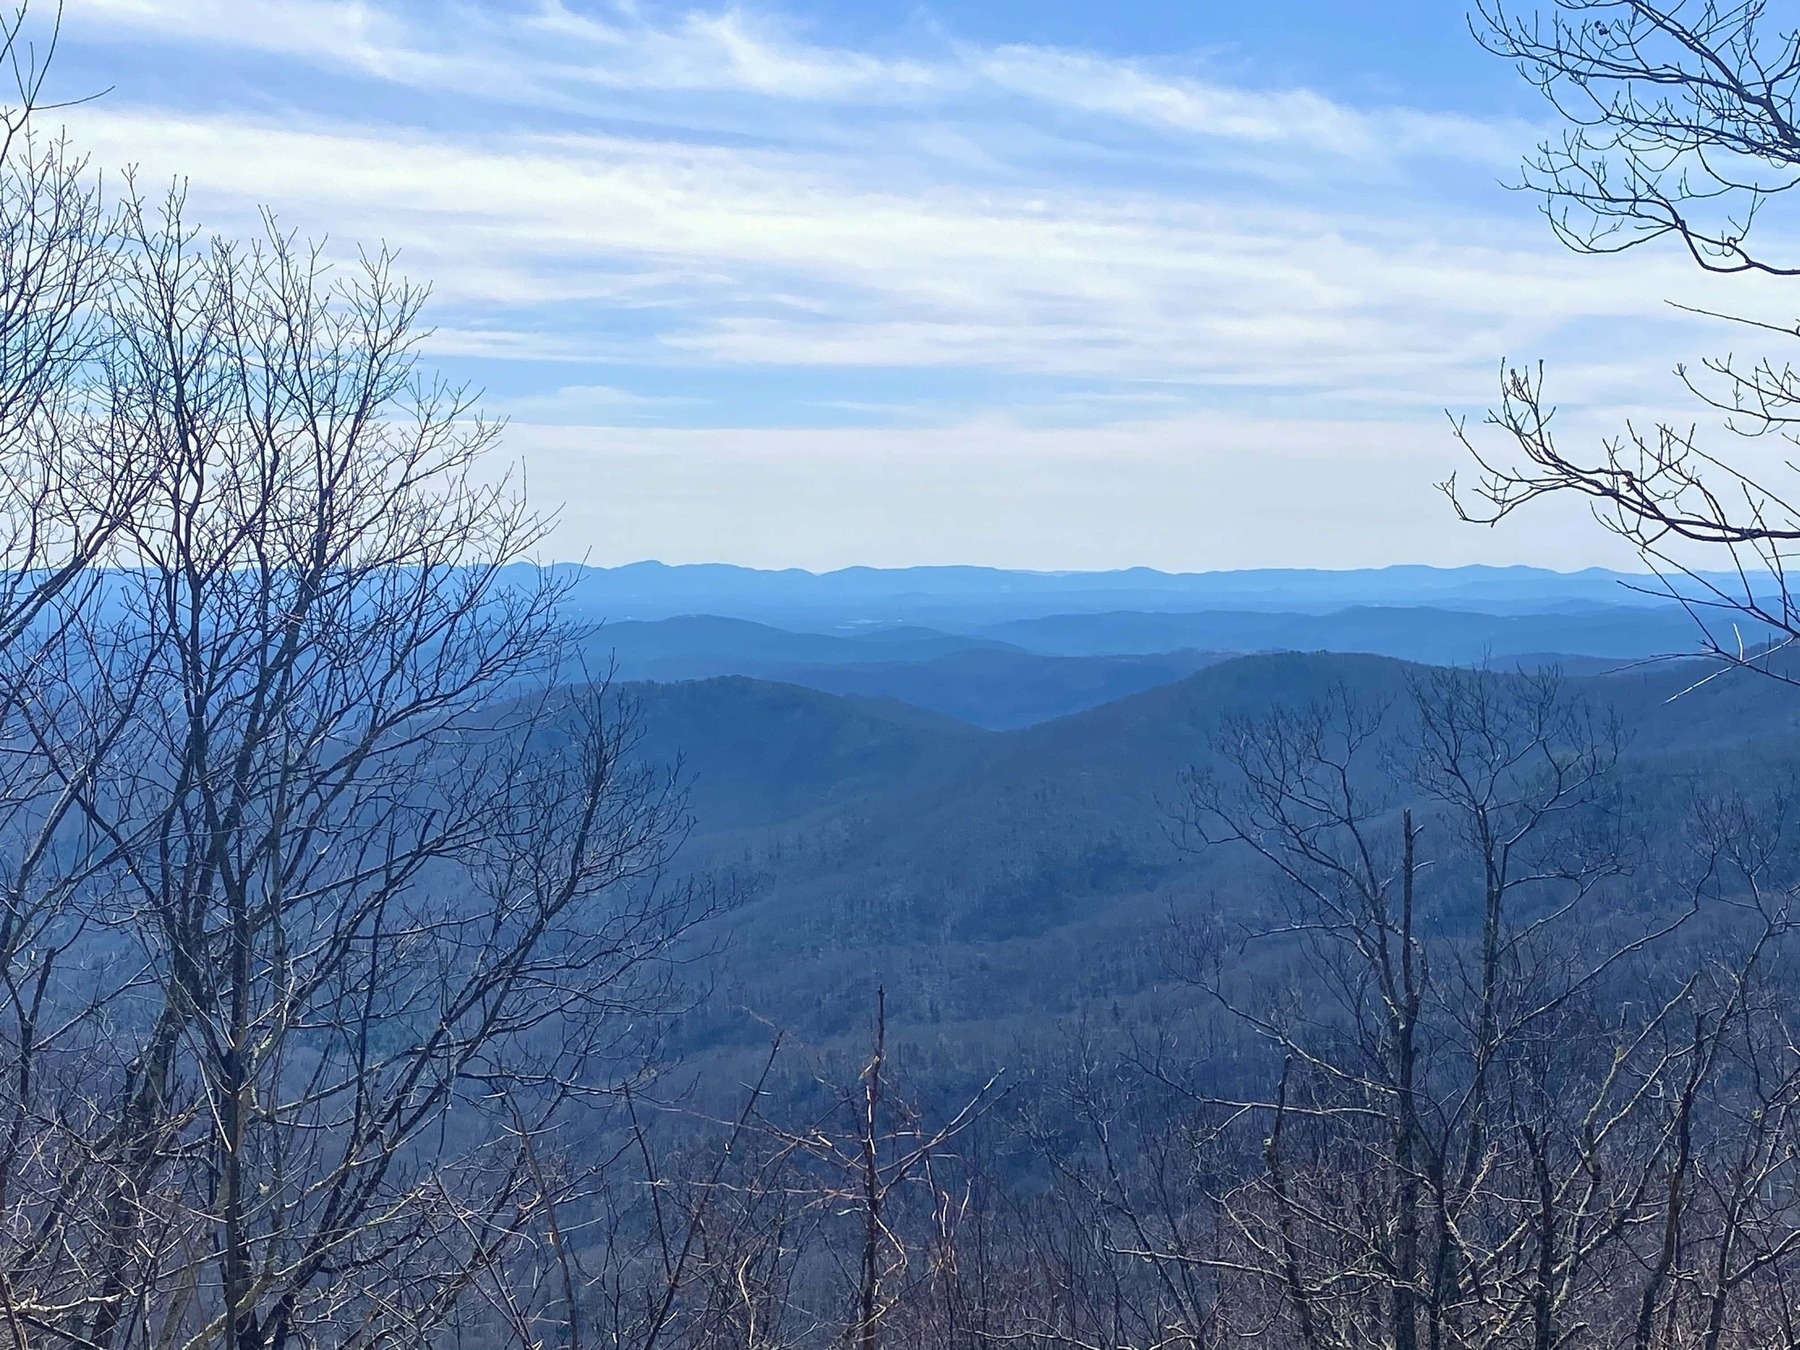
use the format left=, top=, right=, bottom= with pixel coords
left=496, top=381, right=701, bottom=423
left=49, top=0, right=1731, bottom=565
left=973, top=46, right=1516, bottom=163
left=65, top=97, right=1701, bottom=403
left=71, top=0, right=944, bottom=105
left=76, top=0, right=422, bottom=73
left=524, top=4, right=943, bottom=100
left=68, top=0, right=1506, bottom=155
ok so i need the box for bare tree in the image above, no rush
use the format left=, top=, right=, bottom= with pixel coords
left=743, top=992, right=1005, bottom=1350
left=1449, top=1, right=1800, bottom=673
left=1139, top=665, right=1768, bottom=1350
left=0, top=188, right=705, bottom=1350
left=0, top=1, right=140, bottom=648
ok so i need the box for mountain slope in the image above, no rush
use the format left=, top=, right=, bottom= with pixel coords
left=589, top=615, right=1015, bottom=681
left=658, top=651, right=1800, bottom=1061
left=625, top=676, right=991, bottom=833
left=772, top=647, right=1233, bottom=729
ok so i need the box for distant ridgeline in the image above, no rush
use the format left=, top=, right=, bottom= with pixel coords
left=522, top=562, right=1782, bottom=729
left=514, top=559, right=1769, bottom=625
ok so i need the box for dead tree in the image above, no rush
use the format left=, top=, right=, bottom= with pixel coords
left=683, top=992, right=1007, bottom=1350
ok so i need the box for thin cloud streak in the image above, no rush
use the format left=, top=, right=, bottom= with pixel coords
left=64, top=98, right=1708, bottom=402
left=68, top=0, right=1516, bottom=154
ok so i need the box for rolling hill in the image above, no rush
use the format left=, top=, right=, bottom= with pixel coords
left=766, top=647, right=1235, bottom=729
left=591, top=607, right=1766, bottom=730
left=621, top=650, right=1800, bottom=1081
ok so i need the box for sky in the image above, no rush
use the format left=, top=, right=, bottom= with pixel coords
left=44, top=0, right=1779, bottom=570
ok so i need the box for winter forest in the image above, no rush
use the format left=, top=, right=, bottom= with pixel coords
left=10, top=3, right=1800, bottom=1348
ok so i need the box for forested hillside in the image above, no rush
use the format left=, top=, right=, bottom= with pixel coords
left=627, top=651, right=1800, bottom=1084
left=545, top=642, right=1800, bottom=1350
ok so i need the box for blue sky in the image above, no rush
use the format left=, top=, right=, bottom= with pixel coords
left=52, top=0, right=1759, bottom=569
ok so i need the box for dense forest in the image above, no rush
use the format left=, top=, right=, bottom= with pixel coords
left=3, top=1, right=1800, bottom=1348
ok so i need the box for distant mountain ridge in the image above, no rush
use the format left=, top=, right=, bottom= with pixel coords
left=532, top=561, right=1698, bottom=626
left=586, top=616, right=1235, bottom=728
left=586, top=606, right=1761, bottom=728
